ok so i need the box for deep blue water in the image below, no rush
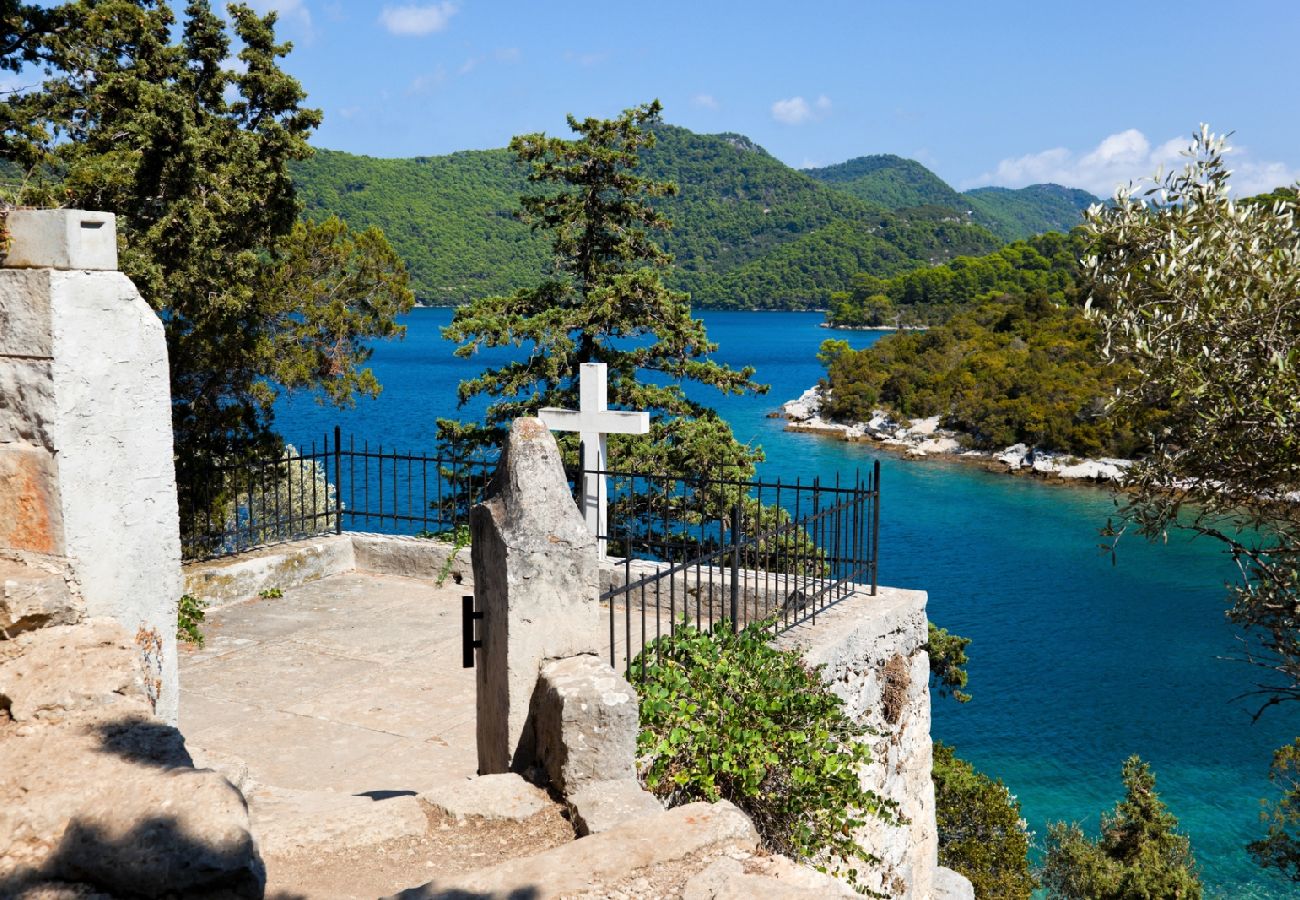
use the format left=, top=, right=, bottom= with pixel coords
left=276, top=309, right=1297, bottom=897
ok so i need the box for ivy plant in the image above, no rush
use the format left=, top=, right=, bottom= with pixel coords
left=635, top=620, right=897, bottom=891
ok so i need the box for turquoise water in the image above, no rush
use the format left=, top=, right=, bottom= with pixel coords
left=276, top=309, right=1297, bottom=897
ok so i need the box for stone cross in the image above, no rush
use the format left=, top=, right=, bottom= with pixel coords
left=538, top=363, right=650, bottom=554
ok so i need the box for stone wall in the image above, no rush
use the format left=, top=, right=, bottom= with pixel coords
left=776, top=585, right=938, bottom=900
left=1, top=216, right=182, bottom=721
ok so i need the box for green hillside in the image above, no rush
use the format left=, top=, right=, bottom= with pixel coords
left=804, top=155, right=967, bottom=210
left=291, top=126, right=1001, bottom=309
left=964, top=184, right=1098, bottom=242
left=804, top=154, right=1098, bottom=241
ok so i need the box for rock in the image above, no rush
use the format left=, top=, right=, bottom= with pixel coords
left=470, top=418, right=600, bottom=775
left=245, top=783, right=427, bottom=857
left=0, top=620, right=150, bottom=723
left=421, top=773, right=551, bottom=822
left=683, top=855, right=858, bottom=899
left=1, top=723, right=262, bottom=896
left=567, top=778, right=661, bottom=836
left=389, top=800, right=759, bottom=899
left=934, top=866, right=976, bottom=899
left=532, top=653, right=639, bottom=794
left=0, top=556, right=82, bottom=637
left=190, top=746, right=253, bottom=794
left=995, top=443, right=1031, bottom=470
left=778, top=387, right=823, bottom=422
left=351, top=532, right=461, bottom=581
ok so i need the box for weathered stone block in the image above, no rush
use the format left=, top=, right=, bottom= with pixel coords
left=3, top=210, right=118, bottom=271
left=421, top=772, right=551, bottom=822
left=0, top=556, right=81, bottom=638
left=471, top=418, right=600, bottom=775
left=566, top=777, right=661, bottom=836
left=0, top=620, right=146, bottom=722
left=934, top=866, right=976, bottom=899
left=0, top=357, right=57, bottom=449
left=351, top=531, right=459, bottom=581
left=0, top=268, right=53, bottom=357
left=0, top=446, right=64, bottom=556
left=533, top=654, right=639, bottom=794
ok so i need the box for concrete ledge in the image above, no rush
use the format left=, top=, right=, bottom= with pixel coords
left=349, top=532, right=462, bottom=581
left=182, top=535, right=355, bottom=610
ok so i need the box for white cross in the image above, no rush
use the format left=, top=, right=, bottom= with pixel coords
left=538, top=363, right=650, bottom=555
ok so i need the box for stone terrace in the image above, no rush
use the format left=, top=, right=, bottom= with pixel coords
left=179, top=572, right=476, bottom=795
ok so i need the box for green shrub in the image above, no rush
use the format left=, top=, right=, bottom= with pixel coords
left=933, top=741, right=1036, bottom=898
left=1042, top=756, right=1201, bottom=899
left=258, top=587, right=283, bottom=599
left=635, top=620, right=897, bottom=889
left=177, top=593, right=208, bottom=645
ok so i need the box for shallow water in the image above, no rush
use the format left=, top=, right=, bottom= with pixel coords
left=276, top=308, right=1297, bottom=897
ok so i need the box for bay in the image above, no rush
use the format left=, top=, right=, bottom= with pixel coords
left=276, top=308, right=1297, bottom=898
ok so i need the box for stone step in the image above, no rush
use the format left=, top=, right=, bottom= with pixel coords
left=388, top=800, right=759, bottom=899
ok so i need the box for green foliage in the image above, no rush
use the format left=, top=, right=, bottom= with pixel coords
left=827, top=230, right=1086, bottom=327
left=933, top=741, right=1036, bottom=899
left=177, top=593, right=208, bottom=645
left=822, top=289, right=1149, bottom=457
left=806, top=155, right=969, bottom=211
left=636, top=620, right=896, bottom=888
left=291, top=125, right=1004, bottom=310
left=434, top=524, right=471, bottom=588
left=926, top=623, right=971, bottom=703
left=1041, top=756, right=1202, bottom=899
left=1084, top=127, right=1300, bottom=719
left=2, top=0, right=413, bottom=521
left=257, top=587, right=282, bottom=599
left=1249, top=737, right=1300, bottom=881
left=965, top=185, right=1098, bottom=242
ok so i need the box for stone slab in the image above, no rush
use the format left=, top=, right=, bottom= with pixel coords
left=245, top=783, right=428, bottom=857
left=0, top=268, right=53, bottom=357
left=934, top=866, right=975, bottom=900
left=683, top=855, right=859, bottom=899
left=3, top=210, right=118, bottom=271
left=0, top=555, right=81, bottom=637
left=421, top=773, right=551, bottom=822
left=350, top=532, right=461, bottom=581
left=0, top=444, right=63, bottom=556
left=567, top=778, right=662, bottom=836
left=389, top=800, right=759, bottom=899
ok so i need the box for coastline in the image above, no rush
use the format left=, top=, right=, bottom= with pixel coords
left=773, top=385, right=1132, bottom=485
left=819, top=322, right=929, bottom=332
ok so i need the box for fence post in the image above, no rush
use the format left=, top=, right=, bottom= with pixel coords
left=729, top=503, right=740, bottom=628
left=871, top=459, right=881, bottom=596
left=334, top=425, right=343, bottom=535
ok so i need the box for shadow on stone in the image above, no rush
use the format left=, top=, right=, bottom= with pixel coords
left=354, top=789, right=419, bottom=802
left=0, top=815, right=265, bottom=898
left=91, top=716, right=194, bottom=769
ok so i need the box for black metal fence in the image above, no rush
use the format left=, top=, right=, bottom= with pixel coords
left=590, top=461, right=881, bottom=678
left=181, top=428, right=496, bottom=560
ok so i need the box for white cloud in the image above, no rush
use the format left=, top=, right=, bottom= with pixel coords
left=771, top=94, right=831, bottom=126
left=251, top=0, right=312, bottom=31
left=968, top=128, right=1300, bottom=197
left=407, top=67, right=447, bottom=94
left=379, top=3, right=458, bottom=37
left=693, top=93, right=719, bottom=111
left=459, top=47, right=520, bottom=76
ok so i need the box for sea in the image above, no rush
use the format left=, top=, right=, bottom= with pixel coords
left=275, top=308, right=1298, bottom=898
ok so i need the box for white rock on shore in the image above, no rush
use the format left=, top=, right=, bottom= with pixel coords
left=775, top=385, right=1131, bottom=483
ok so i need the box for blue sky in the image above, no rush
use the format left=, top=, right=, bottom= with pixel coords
left=255, top=1, right=1296, bottom=196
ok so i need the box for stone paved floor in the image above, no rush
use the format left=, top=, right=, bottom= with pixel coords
left=178, top=572, right=477, bottom=795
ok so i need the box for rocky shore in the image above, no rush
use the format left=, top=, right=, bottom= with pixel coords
left=774, top=385, right=1132, bottom=483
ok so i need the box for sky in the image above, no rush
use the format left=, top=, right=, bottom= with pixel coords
left=245, top=1, right=1297, bottom=196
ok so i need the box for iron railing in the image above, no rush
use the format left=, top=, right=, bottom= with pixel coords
left=181, top=427, right=496, bottom=560
left=589, top=460, right=881, bottom=679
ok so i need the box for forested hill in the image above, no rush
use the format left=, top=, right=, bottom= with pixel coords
left=291, top=125, right=1002, bottom=309
left=804, top=155, right=1098, bottom=241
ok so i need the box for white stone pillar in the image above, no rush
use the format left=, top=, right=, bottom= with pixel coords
left=0, top=210, right=183, bottom=723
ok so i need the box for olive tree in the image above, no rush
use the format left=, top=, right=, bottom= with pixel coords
left=1082, top=126, right=1300, bottom=879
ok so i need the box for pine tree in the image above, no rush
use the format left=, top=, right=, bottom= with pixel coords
left=443, top=101, right=774, bottom=542
left=1042, top=756, right=1202, bottom=899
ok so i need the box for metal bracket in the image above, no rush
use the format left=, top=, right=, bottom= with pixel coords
left=462, top=595, right=483, bottom=668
